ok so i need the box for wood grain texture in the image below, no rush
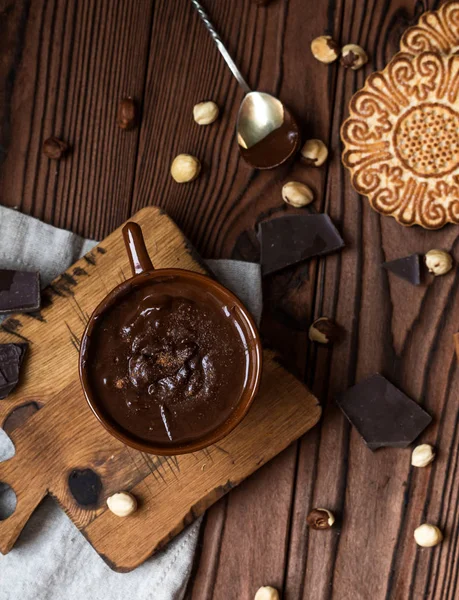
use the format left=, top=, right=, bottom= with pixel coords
left=2, top=0, right=459, bottom=597
left=0, top=207, right=320, bottom=570
left=0, top=0, right=154, bottom=239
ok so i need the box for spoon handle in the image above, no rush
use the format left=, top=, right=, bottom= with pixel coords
left=191, top=0, right=251, bottom=95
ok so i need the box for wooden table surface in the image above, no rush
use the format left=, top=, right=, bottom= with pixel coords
left=1, top=0, right=459, bottom=598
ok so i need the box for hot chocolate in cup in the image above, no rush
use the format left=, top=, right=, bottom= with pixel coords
left=79, top=222, right=262, bottom=455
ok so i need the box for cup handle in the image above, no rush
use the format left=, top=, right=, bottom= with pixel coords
left=122, top=222, right=154, bottom=276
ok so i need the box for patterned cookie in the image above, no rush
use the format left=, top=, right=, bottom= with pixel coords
left=400, top=1, right=459, bottom=54
left=341, top=52, right=459, bottom=229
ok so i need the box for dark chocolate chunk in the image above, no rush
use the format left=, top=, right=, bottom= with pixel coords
left=382, top=254, right=421, bottom=285
left=0, top=343, right=27, bottom=399
left=0, top=344, right=24, bottom=381
left=68, top=468, right=102, bottom=507
left=259, top=214, right=344, bottom=275
left=336, top=374, right=431, bottom=450
left=0, top=382, right=18, bottom=400
left=231, top=229, right=261, bottom=263
left=0, top=270, right=41, bottom=313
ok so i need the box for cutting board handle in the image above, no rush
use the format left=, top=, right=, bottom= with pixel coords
left=122, top=222, right=154, bottom=276
left=0, top=456, right=46, bottom=553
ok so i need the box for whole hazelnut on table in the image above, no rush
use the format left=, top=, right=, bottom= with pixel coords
left=254, top=586, right=279, bottom=600
left=414, top=523, right=443, bottom=547
left=193, top=100, right=219, bottom=125
left=170, top=154, right=201, bottom=183
left=425, top=249, right=453, bottom=276
left=107, top=491, right=138, bottom=517
left=309, top=317, right=341, bottom=345
left=282, top=181, right=314, bottom=208
left=340, top=44, right=368, bottom=70
left=117, top=97, right=137, bottom=130
left=311, top=35, right=340, bottom=64
left=42, top=136, right=69, bottom=160
left=300, top=139, right=328, bottom=167
left=411, top=444, right=435, bottom=468
left=307, top=508, right=335, bottom=530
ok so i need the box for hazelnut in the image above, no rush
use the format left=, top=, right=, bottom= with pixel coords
left=300, top=139, right=328, bottom=167
left=254, top=586, right=279, bottom=600
left=309, top=317, right=341, bottom=345
left=107, top=491, right=137, bottom=517
left=282, top=181, right=314, bottom=208
left=311, top=35, right=340, bottom=64
left=117, top=97, right=137, bottom=130
left=414, top=524, right=443, bottom=547
left=425, top=249, right=453, bottom=276
left=340, top=44, right=368, bottom=70
left=170, top=154, right=201, bottom=183
left=411, top=444, right=435, bottom=468
left=307, top=508, right=335, bottom=530
left=42, top=136, right=69, bottom=160
left=193, top=100, right=219, bottom=125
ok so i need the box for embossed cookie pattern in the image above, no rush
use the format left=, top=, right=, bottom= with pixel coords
left=401, top=0, right=459, bottom=55
left=341, top=52, right=459, bottom=229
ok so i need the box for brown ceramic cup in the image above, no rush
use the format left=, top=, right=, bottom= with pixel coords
left=79, top=222, right=262, bottom=455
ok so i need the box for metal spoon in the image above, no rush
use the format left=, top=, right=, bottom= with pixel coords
left=191, top=0, right=300, bottom=169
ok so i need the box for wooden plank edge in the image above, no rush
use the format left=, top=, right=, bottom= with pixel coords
left=83, top=400, right=322, bottom=572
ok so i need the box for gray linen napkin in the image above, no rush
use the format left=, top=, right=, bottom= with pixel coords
left=0, top=206, right=262, bottom=600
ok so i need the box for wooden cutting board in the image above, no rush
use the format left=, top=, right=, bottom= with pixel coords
left=0, top=207, right=321, bottom=572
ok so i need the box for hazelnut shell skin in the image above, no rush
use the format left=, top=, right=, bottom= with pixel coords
left=309, top=317, right=341, bottom=345
left=117, top=97, right=137, bottom=130
left=42, top=136, right=69, bottom=159
left=307, top=508, right=335, bottom=530
left=341, top=50, right=358, bottom=68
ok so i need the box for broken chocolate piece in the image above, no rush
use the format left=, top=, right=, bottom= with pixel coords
left=0, top=270, right=41, bottom=313
left=0, top=344, right=24, bottom=381
left=336, top=374, right=431, bottom=450
left=259, top=214, right=344, bottom=276
left=0, top=343, right=27, bottom=399
left=382, top=254, right=421, bottom=285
